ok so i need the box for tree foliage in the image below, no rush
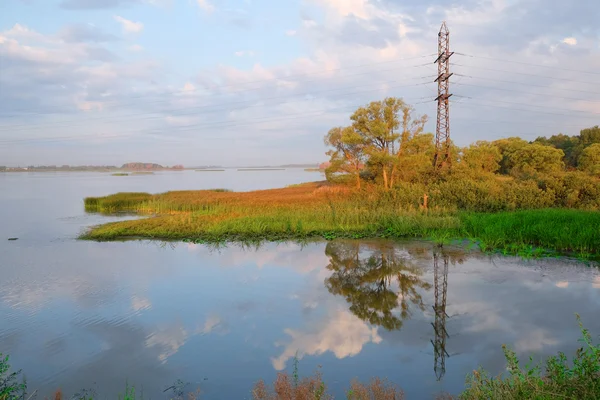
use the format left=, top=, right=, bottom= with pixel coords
left=323, top=97, right=600, bottom=196
left=578, top=143, right=600, bottom=176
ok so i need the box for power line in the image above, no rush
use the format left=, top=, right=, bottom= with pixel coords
left=2, top=55, right=436, bottom=117
left=454, top=73, right=600, bottom=96
left=460, top=96, right=600, bottom=115
left=0, top=95, right=433, bottom=145
left=2, top=80, right=435, bottom=132
left=455, top=53, right=600, bottom=76
left=451, top=99, right=600, bottom=119
left=454, top=82, right=600, bottom=104
left=453, top=63, right=600, bottom=86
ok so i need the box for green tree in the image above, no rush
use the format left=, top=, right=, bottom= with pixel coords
left=324, top=126, right=366, bottom=188
left=509, top=143, right=565, bottom=177
left=578, top=143, right=600, bottom=176
left=461, top=141, right=502, bottom=174
left=349, top=97, right=427, bottom=189
left=493, top=137, right=529, bottom=175
left=534, top=134, right=580, bottom=169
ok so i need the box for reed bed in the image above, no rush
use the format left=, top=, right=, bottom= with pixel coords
left=81, top=182, right=600, bottom=258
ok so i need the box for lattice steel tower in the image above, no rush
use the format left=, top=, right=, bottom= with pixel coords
left=433, top=22, right=453, bottom=169
left=431, top=251, right=449, bottom=381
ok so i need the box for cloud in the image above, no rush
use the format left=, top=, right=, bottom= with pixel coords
left=59, top=24, right=119, bottom=43
left=562, top=37, right=577, bottom=46
left=114, top=16, right=144, bottom=33
left=285, top=30, right=297, bottom=36
left=60, top=0, right=141, bottom=9
left=271, top=308, right=382, bottom=370
left=234, top=50, right=255, bottom=57
left=196, top=0, right=214, bottom=13
left=129, top=44, right=144, bottom=52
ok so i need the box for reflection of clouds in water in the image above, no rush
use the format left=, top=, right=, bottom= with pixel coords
left=146, top=323, right=190, bottom=363
left=145, top=315, right=224, bottom=363
left=555, top=281, right=569, bottom=288
left=594, top=277, right=600, bottom=289
left=186, top=242, right=329, bottom=275
left=131, top=295, right=152, bottom=312
left=271, top=308, right=382, bottom=371
left=514, top=328, right=559, bottom=353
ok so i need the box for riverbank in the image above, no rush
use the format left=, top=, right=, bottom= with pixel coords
left=81, top=182, right=600, bottom=259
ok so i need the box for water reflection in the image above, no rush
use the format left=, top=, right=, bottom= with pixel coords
left=324, top=241, right=432, bottom=331
left=324, top=241, right=474, bottom=381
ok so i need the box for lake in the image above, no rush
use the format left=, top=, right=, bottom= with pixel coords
left=1, top=170, right=599, bottom=399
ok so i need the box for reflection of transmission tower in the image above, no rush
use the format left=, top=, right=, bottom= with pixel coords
left=431, top=251, right=449, bottom=381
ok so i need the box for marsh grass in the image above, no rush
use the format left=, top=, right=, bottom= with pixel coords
left=81, top=182, right=600, bottom=258
left=111, top=173, right=129, bottom=176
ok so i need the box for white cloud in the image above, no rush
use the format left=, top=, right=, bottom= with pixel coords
left=129, top=44, right=144, bottom=52
left=114, top=16, right=144, bottom=33
left=197, top=0, right=214, bottom=13
left=285, top=30, right=297, bottom=36
left=312, top=0, right=369, bottom=19
left=562, top=37, right=577, bottom=46
left=234, top=50, right=255, bottom=57
left=271, top=308, right=381, bottom=370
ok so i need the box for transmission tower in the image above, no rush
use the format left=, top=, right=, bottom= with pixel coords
left=433, top=22, right=453, bottom=169
left=431, top=251, right=450, bottom=381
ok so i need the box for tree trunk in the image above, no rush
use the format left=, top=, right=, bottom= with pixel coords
left=382, top=168, right=389, bottom=190
left=355, top=171, right=361, bottom=189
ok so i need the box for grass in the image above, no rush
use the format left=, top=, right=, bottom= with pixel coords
left=111, top=173, right=129, bottom=176
left=81, top=182, right=600, bottom=259
left=2, top=315, right=599, bottom=399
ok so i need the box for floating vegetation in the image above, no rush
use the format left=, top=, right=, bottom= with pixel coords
left=111, top=173, right=129, bottom=176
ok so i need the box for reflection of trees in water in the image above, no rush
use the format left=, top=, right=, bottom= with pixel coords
left=324, top=241, right=432, bottom=331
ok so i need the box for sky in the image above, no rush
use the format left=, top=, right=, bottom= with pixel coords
left=0, top=0, right=599, bottom=167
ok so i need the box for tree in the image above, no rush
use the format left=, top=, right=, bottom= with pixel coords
left=461, top=141, right=502, bottom=174
left=493, top=137, right=529, bottom=175
left=578, top=143, right=600, bottom=176
left=534, top=134, right=580, bottom=169
left=349, top=97, right=427, bottom=189
left=509, top=143, right=565, bottom=177
left=324, top=126, right=366, bottom=188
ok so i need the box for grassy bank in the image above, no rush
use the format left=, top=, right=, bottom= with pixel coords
left=81, top=182, right=600, bottom=258
left=2, top=316, right=599, bottom=399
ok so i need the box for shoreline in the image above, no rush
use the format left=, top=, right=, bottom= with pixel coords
left=80, top=182, right=600, bottom=260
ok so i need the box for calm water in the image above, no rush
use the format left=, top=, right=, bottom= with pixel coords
left=1, top=170, right=599, bottom=399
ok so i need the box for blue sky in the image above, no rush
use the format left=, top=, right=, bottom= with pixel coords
left=1, top=0, right=599, bottom=166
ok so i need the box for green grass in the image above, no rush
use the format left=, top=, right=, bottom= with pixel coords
left=80, top=183, right=600, bottom=259
left=111, top=173, right=129, bottom=176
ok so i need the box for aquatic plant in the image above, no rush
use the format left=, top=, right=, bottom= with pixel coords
left=0, top=354, right=26, bottom=400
